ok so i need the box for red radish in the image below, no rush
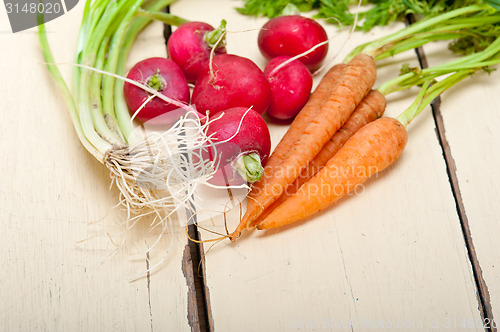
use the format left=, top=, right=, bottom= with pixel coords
left=205, top=107, right=271, bottom=185
left=167, top=20, right=227, bottom=83
left=258, top=15, right=329, bottom=71
left=192, top=54, right=272, bottom=116
left=124, top=57, right=190, bottom=123
left=264, top=56, right=313, bottom=120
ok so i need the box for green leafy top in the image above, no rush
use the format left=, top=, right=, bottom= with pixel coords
left=236, top=0, right=319, bottom=18
left=237, top=0, right=498, bottom=31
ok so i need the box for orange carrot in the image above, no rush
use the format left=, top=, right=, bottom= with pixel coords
left=232, top=64, right=346, bottom=239
left=259, top=64, right=347, bottom=171
left=256, top=117, right=408, bottom=230
left=231, top=54, right=377, bottom=240
left=246, top=64, right=346, bottom=203
left=254, top=89, right=386, bottom=223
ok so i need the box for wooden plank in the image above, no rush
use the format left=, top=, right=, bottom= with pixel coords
left=170, top=1, right=486, bottom=330
left=0, top=4, right=195, bottom=332
left=424, top=40, right=500, bottom=329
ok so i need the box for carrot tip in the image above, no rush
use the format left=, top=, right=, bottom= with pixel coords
left=229, top=230, right=242, bottom=242
left=228, top=233, right=237, bottom=242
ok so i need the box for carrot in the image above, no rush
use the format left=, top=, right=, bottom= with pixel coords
left=231, top=54, right=377, bottom=240
left=260, top=64, right=347, bottom=171
left=256, top=117, right=408, bottom=230
left=231, top=63, right=346, bottom=239
left=247, top=63, right=346, bottom=202
left=254, top=89, right=386, bottom=223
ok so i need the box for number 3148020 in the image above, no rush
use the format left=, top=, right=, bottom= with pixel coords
left=5, top=2, right=62, bottom=14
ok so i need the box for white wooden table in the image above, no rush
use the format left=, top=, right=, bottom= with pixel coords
left=1, top=1, right=499, bottom=331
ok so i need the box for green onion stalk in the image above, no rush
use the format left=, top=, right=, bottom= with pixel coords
left=345, top=4, right=500, bottom=62
left=394, top=58, right=500, bottom=128
left=376, top=29, right=500, bottom=127
left=38, top=0, right=229, bottom=228
left=368, top=34, right=500, bottom=127
left=341, top=2, right=500, bottom=126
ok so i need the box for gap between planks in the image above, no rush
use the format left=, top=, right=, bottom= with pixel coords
left=162, top=8, right=214, bottom=332
left=159, top=11, right=496, bottom=332
left=409, top=15, right=496, bottom=332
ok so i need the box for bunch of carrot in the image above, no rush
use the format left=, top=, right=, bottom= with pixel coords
left=229, top=53, right=406, bottom=239
left=230, top=3, right=500, bottom=240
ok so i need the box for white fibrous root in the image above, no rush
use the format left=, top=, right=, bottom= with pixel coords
left=102, top=111, right=250, bottom=281
left=104, top=111, right=225, bottom=231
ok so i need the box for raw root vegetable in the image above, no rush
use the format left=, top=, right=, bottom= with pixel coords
left=254, top=89, right=386, bottom=223
left=167, top=20, right=227, bottom=83
left=37, top=0, right=251, bottom=269
left=244, top=63, right=345, bottom=224
left=229, top=3, right=500, bottom=239
left=205, top=107, right=271, bottom=185
left=252, top=43, right=500, bottom=233
left=264, top=56, right=313, bottom=120
left=302, top=90, right=386, bottom=183
left=124, top=57, right=190, bottom=123
left=255, top=67, right=492, bottom=230
left=257, top=117, right=408, bottom=229
left=264, top=63, right=344, bottom=166
left=258, top=15, right=329, bottom=70
left=192, top=54, right=272, bottom=115
left=231, top=53, right=377, bottom=239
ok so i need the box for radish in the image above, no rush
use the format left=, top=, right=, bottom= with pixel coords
left=123, top=57, right=190, bottom=123
left=264, top=56, right=313, bottom=120
left=258, top=15, right=329, bottom=71
left=167, top=20, right=227, bottom=83
left=205, top=107, right=271, bottom=185
left=191, top=54, right=272, bottom=116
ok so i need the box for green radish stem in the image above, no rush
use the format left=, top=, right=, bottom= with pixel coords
left=344, top=4, right=495, bottom=62
left=281, top=3, right=300, bottom=16
left=389, top=33, right=500, bottom=127
left=136, top=8, right=188, bottom=25
left=205, top=20, right=227, bottom=48
left=396, top=71, right=473, bottom=127
left=146, top=70, right=167, bottom=91
left=377, top=35, right=500, bottom=96
left=369, top=14, right=500, bottom=61
left=234, top=152, right=264, bottom=183
left=370, top=18, right=500, bottom=61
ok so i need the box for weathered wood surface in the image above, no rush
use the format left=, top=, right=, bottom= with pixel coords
left=171, top=1, right=496, bottom=331
left=0, top=4, right=195, bottom=332
left=424, top=41, right=500, bottom=331
left=1, top=0, right=499, bottom=331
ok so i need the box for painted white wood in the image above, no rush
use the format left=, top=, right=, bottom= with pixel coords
left=0, top=4, right=193, bottom=332
left=424, top=41, right=500, bottom=327
left=171, top=1, right=487, bottom=331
